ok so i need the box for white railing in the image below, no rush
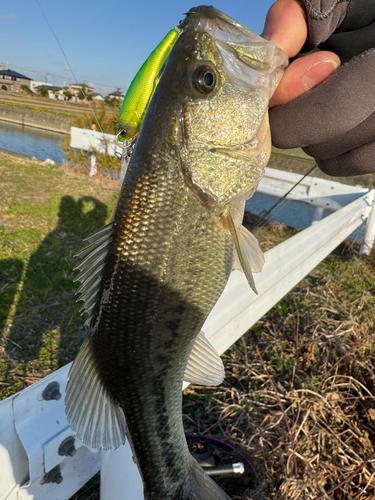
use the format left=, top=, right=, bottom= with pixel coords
left=69, top=126, right=122, bottom=177
left=1, top=168, right=374, bottom=500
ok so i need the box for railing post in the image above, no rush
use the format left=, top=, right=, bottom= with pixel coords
left=100, top=443, right=144, bottom=500
left=89, top=153, right=97, bottom=177
left=360, top=199, right=375, bottom=255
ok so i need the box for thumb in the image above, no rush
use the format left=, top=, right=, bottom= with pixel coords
left=262, top=0, right=340, bottom=107
left=270, top=52, right=340, bottom=107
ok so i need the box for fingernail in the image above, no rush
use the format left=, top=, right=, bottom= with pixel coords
left=303, top=59, right=339, bottom=89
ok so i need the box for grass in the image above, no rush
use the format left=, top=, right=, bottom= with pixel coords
left=31, top=106, right=77, bottom=118
left=0, top=94, right=120, bottom=123
left=1, top=149, right=375, bottom=499
left=270, top=146, right=375, bottom=190
left=0, top=151, right=119, bottom=399
left=0, top=99, right=79, bottom=119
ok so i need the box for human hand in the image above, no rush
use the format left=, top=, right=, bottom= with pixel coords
left=262, top=0, right=340, bottom=107
left=265, top=0, right=375, bottom=176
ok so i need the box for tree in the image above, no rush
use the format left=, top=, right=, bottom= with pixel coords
left=38, top=87, right=49, bottom=98
left=1, top=85, right=7, bottom=91
left=63, top=90, right=73, bottom=101
left=77, top=85, right=88, bottom=101
left=20, top=84, right=33, bottom=95
left=105, top=97, right=117, bottom=108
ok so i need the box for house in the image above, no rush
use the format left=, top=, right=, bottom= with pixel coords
left=69, top=83, right=95, bottom=102
left=47, top=87, right=70, bottom=101
left=88, top=92, right=104, bottom=101
left=107, top=90, right=125, bottom=102
left=0, top=69, right=32, bottom=92
left=30, top=81, right=53, bottom=92
left=34, top=85, right=70, bottom=101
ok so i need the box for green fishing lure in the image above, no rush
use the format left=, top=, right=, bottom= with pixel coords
left=118, top=27, right=180, bottom=141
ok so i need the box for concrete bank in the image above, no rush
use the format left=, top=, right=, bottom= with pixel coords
left=0, top=146, right=43, bottom=161
left=0, top=104, right=70, bottom=134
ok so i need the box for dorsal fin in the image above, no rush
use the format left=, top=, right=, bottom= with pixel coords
left=184, top=331, right=224, bottom=386
left=74, top=221, right=115, bottom=325
left=65, top=336, right=127, bottom=450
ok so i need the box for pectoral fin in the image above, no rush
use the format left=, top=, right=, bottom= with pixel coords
left=184, top=331, right=224, bottom=386
left=225, top=211, right=264, bottom=294
left=65, top=336, right=127, bottom=450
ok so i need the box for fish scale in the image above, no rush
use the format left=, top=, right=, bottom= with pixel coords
left=94, top=158, right=232, bottom=498
left=89, top=131, right=233, bottom=497
left=65, top=6, right=287, bottom=499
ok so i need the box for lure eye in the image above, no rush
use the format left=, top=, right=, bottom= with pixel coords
left=117, top=129, right=127, bottom=142
left=193, top=65, right=217, bottom=94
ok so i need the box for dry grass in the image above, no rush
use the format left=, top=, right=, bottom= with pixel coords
left=182, top=218, right=375, bottom=499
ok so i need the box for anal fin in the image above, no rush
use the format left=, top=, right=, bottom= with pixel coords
left=65, top=336, right=127, bottom=450
left=184, top=331, right=224, bottom=386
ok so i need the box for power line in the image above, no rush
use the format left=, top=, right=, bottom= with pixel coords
left=34, top=0, right=111, bottom=145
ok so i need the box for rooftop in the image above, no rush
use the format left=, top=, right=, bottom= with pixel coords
left=70, top=83, right=94, bottom=89
left=0, top=69, right=32, bottom=80
left=108, top=91, right=125, bottom=97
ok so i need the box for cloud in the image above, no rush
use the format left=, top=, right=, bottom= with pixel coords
left=0, top=13, right=15, bottom=20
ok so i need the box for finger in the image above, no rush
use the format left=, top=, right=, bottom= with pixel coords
left=269, top=50, right=340, bottom=107
left=262, top=0, right=308, bottom=57
left=269, top=49, right=375, bottom=149
left=303, top=111, right=375, bottom=159
left=313, top=139, right=375, bottom=176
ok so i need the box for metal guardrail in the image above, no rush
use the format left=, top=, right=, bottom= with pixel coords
left=1, top=168, right=374, bottom=500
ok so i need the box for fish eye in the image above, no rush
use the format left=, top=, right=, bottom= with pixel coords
left=193, top=65, right=217, bottom=94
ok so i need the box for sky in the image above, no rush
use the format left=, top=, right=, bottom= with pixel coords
left=0, top=1, right=275, bottom=97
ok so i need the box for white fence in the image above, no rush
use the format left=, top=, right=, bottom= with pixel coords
left=69, top=127, right=121, bottom=158
left=69, top=126, right=123, bottom=177
left=1, top=167, right=374, bottom=500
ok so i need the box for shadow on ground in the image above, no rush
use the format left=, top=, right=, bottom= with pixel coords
left=0, top=195, right=108, bottom=396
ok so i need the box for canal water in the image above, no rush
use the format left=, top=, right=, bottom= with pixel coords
left=0, top=121, right=66, bottom=163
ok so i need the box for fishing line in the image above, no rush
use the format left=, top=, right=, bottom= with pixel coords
left=34, top=0, right=116, bottom=154
left=250, top=163, right=317, bottom=231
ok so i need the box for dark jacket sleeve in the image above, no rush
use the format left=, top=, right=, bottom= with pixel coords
left=269, top=0, right=375, bottom=176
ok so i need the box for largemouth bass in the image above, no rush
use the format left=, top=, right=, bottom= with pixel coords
left=65, top=6, right=287, bottom=500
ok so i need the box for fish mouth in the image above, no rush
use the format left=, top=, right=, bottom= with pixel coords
left=209, top=146, right=256, bottom=162
left=208, top=137, right=268, bottom=163
left=181, top=6, right=274, bottom=54
left=182, top=6, right=247, bottom=33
